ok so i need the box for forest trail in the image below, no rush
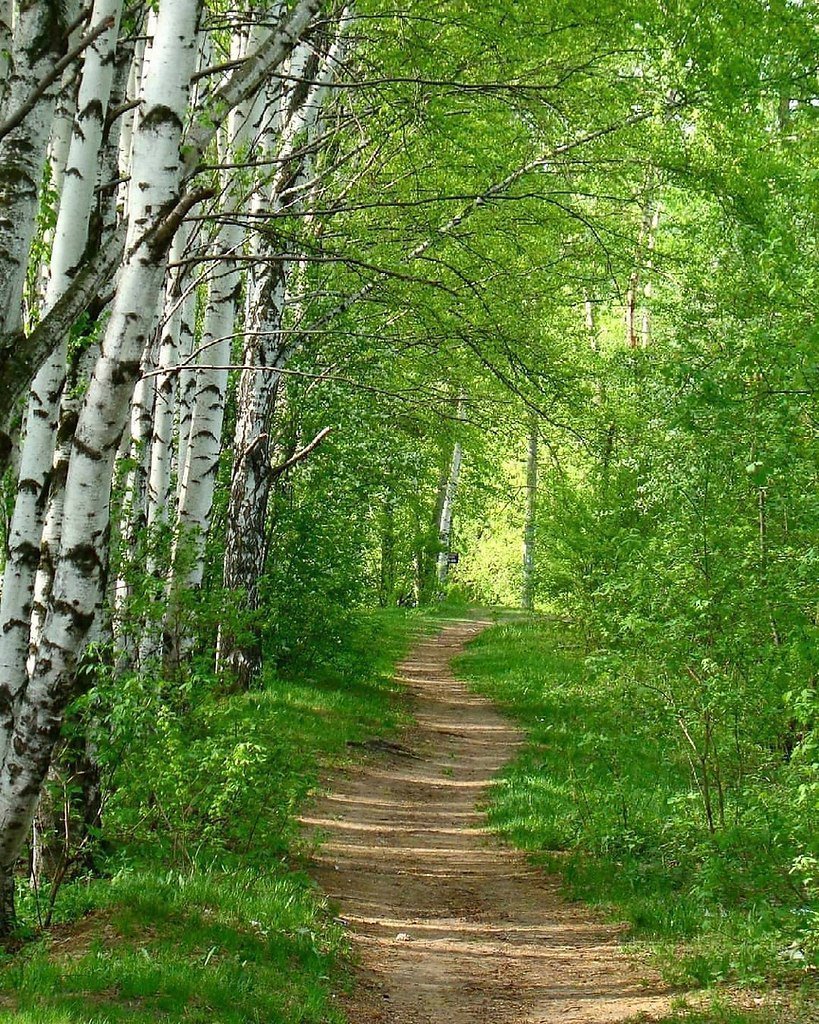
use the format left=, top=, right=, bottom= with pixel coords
left=301, top=618, right=673, bottom=1024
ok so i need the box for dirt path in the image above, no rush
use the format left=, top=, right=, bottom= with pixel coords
left=301, top=617, right=672, bottom=1024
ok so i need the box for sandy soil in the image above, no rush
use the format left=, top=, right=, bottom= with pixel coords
left=301, top=617, right=673, bottom=1024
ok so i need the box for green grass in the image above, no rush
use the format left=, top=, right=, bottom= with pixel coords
left=454, top=618, right=819, bottom=1013
left=0, top=606, right=437, bottom=1023
left=0, top=870, right=348, bottom=1023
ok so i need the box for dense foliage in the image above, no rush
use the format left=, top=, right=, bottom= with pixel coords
left=0, top=0, right=817, bottom=1018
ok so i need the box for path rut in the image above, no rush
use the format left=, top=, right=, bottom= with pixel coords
left=301, top=617, right=672, bottom=1023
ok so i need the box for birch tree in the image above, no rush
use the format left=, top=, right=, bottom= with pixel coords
left=0, top=1, right=12, bottom=109
left=0, top=0, right=202, bottom=932
left=522, top=414, right=538, bottom=611
left=219, top=14, right=345, bottom=685
left=0, top=0, right=122, bottom=771
left=147, top=224, right=192, bottom=534
left=0, top=1, right=79, bottom=336
left=436, top=440, right=463, bottom=590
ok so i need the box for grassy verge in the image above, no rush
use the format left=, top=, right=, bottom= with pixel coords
left=0, top=606, right=436, bottom=1023
left=454, top=618, right=819, bottom=1020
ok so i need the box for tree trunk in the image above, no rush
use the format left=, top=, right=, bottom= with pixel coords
left=522, top=413, right=538, bottom=611
left=639, top=202, right=661, bottom=349
left=0, top=0, right=201, bottom=936
left=0, top=0, right=73, bottom=338
left=148, top=224, right=191, bottom=533
left=0, top=0, right=122, bottom=767
left=436, top=440, right=463, bottom=590
left=218, top=16, right=344, bottom=685
left=29, top=348, right=97, bottom=662
left=625, top=189, right=660, bottom=349
left=175, top=230, right=239, bottom=595
left=139, top=224, right=191, bottom=665
left=0, top=1, right=12, bottom=110
left=379, top=490, right=397, bottom=608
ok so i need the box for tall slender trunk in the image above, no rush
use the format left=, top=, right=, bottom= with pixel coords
left=175, top=218, right=241, bottom=591
left=38, top=38, right=81, bottom=304
left=0, top=0, right=202, bottom=935
left=218, top=15, right=344, bottom=685
left=584, top=295, right=598, bottom=351
left=112, top=333, right=158, bottom=654
left=148, top=223, right=191, bottom=534
left=639, top=202, right=661, bottom=349
left=522, top=413, right=538, bottom=611
left=91, top=36, right=133, bottom=251
left=0, top=1, right=12, bottom=110
left=174, top=268, right=198, bottom=506
left=0, top=1, right=73, bottom=338
left=436, top=440, right=463, bottom=590
left=138, top=225, right=191, bottom=665
left=625, top=190, right=660, bottom=350
left=379, top=490, right=397, bottom=608
left=29, top=346, right=97, bottom=662
left=0, top=0, right=122, bottom=762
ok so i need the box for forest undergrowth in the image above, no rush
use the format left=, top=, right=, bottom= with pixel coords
left=0, top=608, right=434, bottom=1023
left=457, top=620, right=819, bottom=1024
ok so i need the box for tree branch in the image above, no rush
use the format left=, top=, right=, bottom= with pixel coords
left=269, top=427, right=332, bottom=479
left=183, top=0, right=321, bottom=177
left=0, top=16, right=115, bottom=143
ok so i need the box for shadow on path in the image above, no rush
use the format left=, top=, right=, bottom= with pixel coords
left=301, top=617, right=672, bottom=1024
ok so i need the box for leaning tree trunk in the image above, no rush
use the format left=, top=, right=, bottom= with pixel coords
left=521, top=413, right=538, bottom=611
left=0, top=0, right=201, bottom=934
left=0, top=0, right=122, bottom=768
left=0, top=0, right=322, bottom=932
left=0, top=0, right=74, bottom=339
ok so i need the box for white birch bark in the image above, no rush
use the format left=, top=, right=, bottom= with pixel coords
left=218, top=16, right=344, bottom=684
left=116, top=31, right=143, bottom=216
left=148, top=222, right=191, bottom=532
left=0, top=0, right=323, bottom=929
left=94, top=40, right=133, bottom=249
left=0, top=0, right=201, bottom=932
left=174, top=274, right=198, bottom=504
left=0, top=1, right=75, bottom=336
left=436, top=440, right=463, bottom=589
left=640, top=202, right=661, bottom=349
left=175, top=20, right=264, bottom=596
left=52, top=0, right=123, bottom=301
left=48, top=72, right=80, bottom=199
left=0, top=1, right=12, bottom=110
left=522, top=414, right=538, bottom=611
left=172, top=0, right=321, bottom=509
left=176, top=216, right=242, bottom=592
left=28, top=347, right=97, bottom=665
left=0, top=0, right=121, bottom=762
left=38, top=91, right=77, bottom=305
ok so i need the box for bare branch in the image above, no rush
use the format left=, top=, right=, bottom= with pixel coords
left=270, top=427, right=332, bottom=479
left=0, top=16, right=115, bottom=143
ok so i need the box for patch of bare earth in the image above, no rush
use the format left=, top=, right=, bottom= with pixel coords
left=301, top=617, right=674, bottom=1024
